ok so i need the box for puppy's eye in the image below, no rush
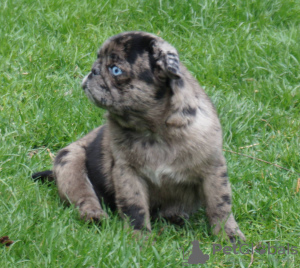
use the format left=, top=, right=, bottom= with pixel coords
left=109, top=66, right=123, bottom=76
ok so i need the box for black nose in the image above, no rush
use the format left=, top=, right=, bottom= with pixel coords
left=92, top=67, right=100, bottom=75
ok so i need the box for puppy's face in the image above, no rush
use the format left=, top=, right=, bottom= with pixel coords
left=82, top=32, right=182, bottom=125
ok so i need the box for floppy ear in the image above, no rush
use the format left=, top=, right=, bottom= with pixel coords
left=150, top=39, right=182, bottom=80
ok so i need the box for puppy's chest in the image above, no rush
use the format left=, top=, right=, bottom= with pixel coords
left=113, top=134, right=199, bottom=185
left=134, top=145, right=196, bottom=185
left=140, top=164, right=187, bottom=185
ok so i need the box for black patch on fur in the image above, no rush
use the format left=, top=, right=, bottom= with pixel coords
left=221, top=172, right=228, bottom=178
left=221, top=172, right=228, bottom=186
left=221, top=194, right=231, bottom=205
left=167, top=52, right=177, bottom=58
left=167, top=66, right=178, bottom=74
left=116, top=33, right=154, bottom=64
left=222, top=180, right=228, bottom=186
left=124, top=106, right=146, bottom=116
left=148, top=138, right=155, bottom=146
left=154, top=87, right=166, bottom=100
left=32, top=170, right=55, bottom=183
left=86, top=126, right=116, bottom=211
left=120, top=202, right=146, bottom=230
left=217, top=202, right=224, bottom=208
left=110, top=53, right=120, bottom=61
left=138, top=70, right=154, bottom=84
left=182, top=106, right=197, bottom=116
left=54, top=149, right=69, bottom=166
left=114, top=128, right=137, bottom=147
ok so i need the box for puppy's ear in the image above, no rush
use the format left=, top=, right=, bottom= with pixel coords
left=150, top=39, right=182, bottom=80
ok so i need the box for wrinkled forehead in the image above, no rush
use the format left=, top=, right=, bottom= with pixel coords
left=98, top=32, right=160, bottom=64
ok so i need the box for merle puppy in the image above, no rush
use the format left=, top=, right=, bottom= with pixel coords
left=33, top=31, right=245, bottom=242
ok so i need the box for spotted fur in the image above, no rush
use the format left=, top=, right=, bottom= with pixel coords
left=32, top=31, right=245, bottom=241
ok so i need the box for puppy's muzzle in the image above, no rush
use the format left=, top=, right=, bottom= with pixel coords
left=82, top=66, right=101, bottom=90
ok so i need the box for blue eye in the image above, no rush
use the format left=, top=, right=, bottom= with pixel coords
left=109, top=66, right=123, bottom=76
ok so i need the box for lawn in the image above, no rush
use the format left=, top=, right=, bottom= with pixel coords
left=0, top=0, right=299, bottom=267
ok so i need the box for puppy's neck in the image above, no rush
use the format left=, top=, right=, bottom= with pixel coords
left=107, top=113, right=157, bottom=133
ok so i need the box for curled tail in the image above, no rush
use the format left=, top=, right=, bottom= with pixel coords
left=32, top=170, right=55, bottom=183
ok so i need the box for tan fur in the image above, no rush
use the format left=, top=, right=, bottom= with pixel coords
left=40, top=31, right=245, bottom=241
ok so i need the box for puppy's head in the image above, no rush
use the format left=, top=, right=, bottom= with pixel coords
left=82, top=31, right=183, bottom=127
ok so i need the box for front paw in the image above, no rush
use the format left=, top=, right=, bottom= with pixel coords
left=224, top=226, right=246, bottom=243
left=78, top=200, right=108, bottom=222
left=213, top=214, right=246, bottom=243
left=80, top=209, right=108, bottom=222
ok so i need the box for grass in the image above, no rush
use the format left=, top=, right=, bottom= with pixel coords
left=0, top=0, right=299, bottom=267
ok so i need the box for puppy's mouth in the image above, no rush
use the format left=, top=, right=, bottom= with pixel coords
left=81, top=72, right=113, bottom=109
left=85, top=87, right=113, bottom=109
left=84, top=87, right=98, bottom=105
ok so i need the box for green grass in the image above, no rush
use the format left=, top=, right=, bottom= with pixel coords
left=1, top=0, right=299, bottom=267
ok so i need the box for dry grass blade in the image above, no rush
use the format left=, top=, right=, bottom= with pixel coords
left=248, top=242, right=261, bottom=268
left=296, top=178, right=300, bottom=193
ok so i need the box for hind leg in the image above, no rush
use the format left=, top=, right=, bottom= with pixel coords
left=53, top=141, right=107, bottom=221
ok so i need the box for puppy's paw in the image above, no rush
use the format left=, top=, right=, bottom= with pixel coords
left=78, top=200, right=108, bottom=222
left=80, top=209, right=108, bottom=222
left=213, top=214, right=246, bottom=243
left=224, top=216, right=246, bottom=243
left=224, top=226, right=246, bottom=243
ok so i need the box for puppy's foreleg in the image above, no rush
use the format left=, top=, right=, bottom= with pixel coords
left=202, top=164, right=245, bottom=242
left=112, top=161, right=151, bottom=231
left=54, top=144, right=107, bottom=221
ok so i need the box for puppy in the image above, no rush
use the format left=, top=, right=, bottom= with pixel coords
left=33, top=31, right=245, bottom=242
